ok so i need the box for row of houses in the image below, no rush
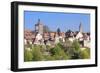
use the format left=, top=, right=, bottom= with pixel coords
left=24, top=19, right=90, bottom=48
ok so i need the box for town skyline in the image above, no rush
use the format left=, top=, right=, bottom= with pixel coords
left=24, top=11, right=90, bottom=32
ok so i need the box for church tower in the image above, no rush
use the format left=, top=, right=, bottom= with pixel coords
left=35, top=19, right=44, bottom=35
left=79, top=22, right=83, bottom=33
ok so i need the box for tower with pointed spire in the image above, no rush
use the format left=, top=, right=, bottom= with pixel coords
left=79, top=22, right=83, bottom=33
left=35, top=19, right=44, bottom=35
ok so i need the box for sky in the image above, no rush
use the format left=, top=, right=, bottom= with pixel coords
left=24, top=11, right=90, bottom=32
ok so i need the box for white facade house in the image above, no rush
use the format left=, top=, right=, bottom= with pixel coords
left=55, top=36, right=60, bottom=43
left=76, top=32, right=83, bottom=40
left=84, top=40, right=90, bottom=48
left=68, top=37, right=75, bottom=42
left=34, top=33, right=44, bottom=45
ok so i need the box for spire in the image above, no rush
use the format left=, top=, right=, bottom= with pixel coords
left=79, top=22, right=83, bottom=33
left=37, top=19, right=40, bottom=24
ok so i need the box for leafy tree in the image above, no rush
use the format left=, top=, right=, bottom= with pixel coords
left=32, top=45, right=44, bottom=61
left=80, top=48, right=90, bottom=59
left=24, top=49, right=33, bottom=62
left=70, top=40, right=81, bottom=59
left=72, top=40, right=80, bottom=52
left=44, top=55, right=55, bottom=61
left=50, top=43, right=68, bottom=60
left=71, top=52, right=80, bottom=59
left=24, top=39, right=90, bottom=61
left=64, top=39, right=72, bottom=50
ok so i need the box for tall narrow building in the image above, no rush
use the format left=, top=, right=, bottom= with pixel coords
left=79, top=22, right=83, bottom=33
left=35, top=19, right=44, bottom=35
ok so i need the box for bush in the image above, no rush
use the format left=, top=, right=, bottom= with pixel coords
left=64, top=39, right=72, bottom=48
left=50, top=43, right=68, bottom=60
left=80, top=48, right=90, bottom=59
left=24, top=49, right=33, bottom=62
left=32, top=45, right=44, bottom=61
left=72, top=40, right=80, bottom=51
left=24, top=40, right=90, bottom=61
left=68, top=40, right=81, bottom=59
left=71, top=52, right=81, bottom=59
left=44, top=55, right=55, bottom=61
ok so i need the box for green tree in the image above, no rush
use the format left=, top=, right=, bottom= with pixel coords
left=50, top=43, right=68, bottom=60
left=44, top=55, right=55, bottom=61
left=80, top=48, right=90, bottom=59
left=72, top=40, right=80, bottom=51
left=64, top=39, right=72, bottom=51
left=70, top=40, right=81, bottom=59
left=24, top=49, right=33, bottom=62
left=32, top=45, right=44, bottom=61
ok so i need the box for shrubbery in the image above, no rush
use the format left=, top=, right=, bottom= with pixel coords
left=50, top=43, right=68, bottom=60
left=80, top=48, right=90, bottom=59
left=24, top=49, right=33, bottom=62
left=32, top=45, right=44, bottom=61
left=24, top=40, right=90, bottom=61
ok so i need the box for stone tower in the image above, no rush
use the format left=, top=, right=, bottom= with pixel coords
left=35, top=19, right=44, bottom=35
left=79, top=22, right=83, bottom=33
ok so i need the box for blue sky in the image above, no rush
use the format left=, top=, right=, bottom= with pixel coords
left=24, top=11, right=90, bottom=32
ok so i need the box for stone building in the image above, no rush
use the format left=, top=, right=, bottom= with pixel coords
left=35, top=19, right=44, bottom=35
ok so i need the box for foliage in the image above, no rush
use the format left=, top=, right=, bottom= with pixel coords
left=80, top=48, right=90, bottom=59
left=32, top=45, right=44, bottom=61
left=50, top=43, right=68, bottom=60
left=64, top=39, right=72, bottom=50
left=24, top=49, right=33, bottom=62
left=44, top=55, right=55, bottom=61
left=69, top=40, right=81, bottom=59
left=72, top=40, right=80, bottom=51
left=24, top=39, right=90, bottom=61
